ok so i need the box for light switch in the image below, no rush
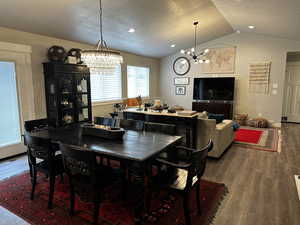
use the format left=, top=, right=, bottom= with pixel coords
left=272, top=83, right=278, bottom=89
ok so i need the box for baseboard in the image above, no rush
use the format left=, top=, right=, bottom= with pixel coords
left=270, top=122, right=281, bottom=128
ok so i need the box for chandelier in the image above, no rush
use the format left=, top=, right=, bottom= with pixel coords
left=81, top=0, right=123, bottom=74
left=180, top=21, right=210, bottom=64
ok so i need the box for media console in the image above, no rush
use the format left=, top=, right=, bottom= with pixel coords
left=192, top=100, right=234, bottom=119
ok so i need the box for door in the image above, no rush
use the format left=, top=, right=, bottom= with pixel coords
left=283, top=63, right=300, bottom=122
left=0, top=61, right=26, bottom=158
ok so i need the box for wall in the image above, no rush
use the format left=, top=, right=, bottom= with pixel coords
left=160, top=32, right=300, bottom=125
left=0, top=26, right=160, bottom=118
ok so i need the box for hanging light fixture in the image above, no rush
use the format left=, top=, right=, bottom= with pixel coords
left=180, top=21, right=210, bottom=64
left=81, top=0, right=123, bottom=74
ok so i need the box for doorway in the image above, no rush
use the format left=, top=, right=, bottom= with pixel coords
left=0, top=41, right=35, bottom=159
left=282, top=52, right=300, bottom=123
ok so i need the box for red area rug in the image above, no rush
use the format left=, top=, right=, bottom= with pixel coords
left=234, top=127, right=279, bottom=152
left=0, top=172, right=227, bottom=225
left=235, top=128, right=263, bottom=144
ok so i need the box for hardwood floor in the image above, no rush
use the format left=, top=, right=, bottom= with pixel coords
left=204, top=123, right=300, bottom=225
left=0, top=123, right=299, bottom=225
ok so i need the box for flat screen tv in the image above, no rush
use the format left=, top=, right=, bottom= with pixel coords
left=193, top=77, right=235, bottom=101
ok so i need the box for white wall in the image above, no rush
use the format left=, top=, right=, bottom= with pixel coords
left=0, top=26, right=160, bottom=118
left=160, top=32, right=300, bottom=124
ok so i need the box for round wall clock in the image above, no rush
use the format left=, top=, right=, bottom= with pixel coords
left=173, top=57, right=190, bottom=76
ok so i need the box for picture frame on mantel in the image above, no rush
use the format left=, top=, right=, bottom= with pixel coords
left=174, top=77, right=190, bottom=85
left=175, top=86, right=186, bottom=95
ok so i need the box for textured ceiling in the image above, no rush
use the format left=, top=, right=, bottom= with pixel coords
left=0, top=0, right=233, bottom=58
left=212, top=0, right=300, bottom=41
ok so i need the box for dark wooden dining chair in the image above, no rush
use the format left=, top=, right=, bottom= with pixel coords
left=118, top=119, right=144, bottom=131
left=24, top=118, right=48, bottom=132
left=24, top=133, right=64, bottom=209
left=149, top=140, right=213, bottom=225
left=59, top=144, right=123, bottom=225
left=94, top=116, right=116, bottom=127
left=144, top=122, right=176, bottom=135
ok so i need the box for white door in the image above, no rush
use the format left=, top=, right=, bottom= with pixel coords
left=0, top=61, right=26, bottom=157
left=283, top=62, right=300, bottom=122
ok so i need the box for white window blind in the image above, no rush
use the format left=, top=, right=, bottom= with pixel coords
left=127, top=66, right=150, bottom=98
left=90, top=65, right=122, bottom=102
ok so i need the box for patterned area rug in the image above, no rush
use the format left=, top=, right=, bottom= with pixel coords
left=234, top=127, right=280, bottom=152
left=0, top=172, right=228, bottom=225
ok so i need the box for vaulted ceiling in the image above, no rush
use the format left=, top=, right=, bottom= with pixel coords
left=0, top=0, right=299, bottom=58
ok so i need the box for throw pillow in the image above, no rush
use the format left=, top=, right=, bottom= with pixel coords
left=208, top=113, right=225, bottom=124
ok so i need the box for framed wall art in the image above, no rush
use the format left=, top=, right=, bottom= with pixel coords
left=174, top=77, right=189, bottom=85
left=175, top=86, right=186, bottom=95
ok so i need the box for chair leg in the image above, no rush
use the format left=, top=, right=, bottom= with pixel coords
left=48, top=175, right=55, bottom=209
left=93, top=197, right=101, bottom=225
left=60, top=173, right=64, bottom=183
left=70, top=183, right=75, bottom=216
left=196, top=183, right=201, bottom=215
left=183, top=194, right=192, bottom=225
left=30, top=168, right=37, bottom=200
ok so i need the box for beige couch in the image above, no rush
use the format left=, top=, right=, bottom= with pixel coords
left=196, top=113, right=235, bottom=158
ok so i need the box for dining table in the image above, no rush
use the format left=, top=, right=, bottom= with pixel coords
left=29, top=124, right=183, bottom=225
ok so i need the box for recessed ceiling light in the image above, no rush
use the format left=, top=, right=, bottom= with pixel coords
left=236, top=30, right=241, bottom=34
left=248, top=25, right=255, bottom=29
left=170, top=44, right=176, bottom=48
left=128, top=28, right=135, bottom=33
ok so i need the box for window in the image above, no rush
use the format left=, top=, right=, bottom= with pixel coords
left=90, top=65, right=122, bottom=102
left=127, top=66, right=150, bottom=98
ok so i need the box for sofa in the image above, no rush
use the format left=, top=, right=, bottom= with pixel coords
left=196, top=112, right=235, bottom=158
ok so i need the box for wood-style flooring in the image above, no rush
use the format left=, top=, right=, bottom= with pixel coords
left=0, top=123, right=299, bottom=225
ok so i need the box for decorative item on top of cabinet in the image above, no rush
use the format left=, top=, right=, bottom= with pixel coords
left=47, top=46, right=67, bottom=62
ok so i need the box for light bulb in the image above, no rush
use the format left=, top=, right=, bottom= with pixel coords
left=199, top=60, right=204, bottom=63
left=204, top=49, right=209, bottom=53
left=191, top=48, right=195, bottom=52
left=187, top=51, right=191, bottom=55
left=180, top=49, right=185, bottom=54
left=205, top=60, right=210, bottom=64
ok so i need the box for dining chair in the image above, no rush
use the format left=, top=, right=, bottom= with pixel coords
left=59, top=143, right=123, bottom=225
left=24, top=118, right=48, bottom=133
left=118, top=119, right=144, bottom=131
left=94, top=116, right=116, bottom=127
left=149, top=140, right=213, bottom=225
left=24, top=133, right=64, bottom=209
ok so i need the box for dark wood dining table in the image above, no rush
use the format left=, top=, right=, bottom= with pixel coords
left=29, top=124, right=182, bottom=224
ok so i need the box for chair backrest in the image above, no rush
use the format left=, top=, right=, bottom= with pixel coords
left=94, top=117, right=116, bottom=127
left=24, top=133, right=53, bottom=162
left=119, top=119, right=144, bottom=131
left=144, top=122, right=176, bottom=135
left=59, top=143, right=97, bottom=182
left=190, top=139, right=213, bottom=177
left=24, top=119, right=48, bottom=132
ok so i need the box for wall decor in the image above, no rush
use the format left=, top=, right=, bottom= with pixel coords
left=249, top=61, right=271, bottom=94
left=175, top=86, right=186, bottom=95
left=173, top=57, right=190, bottom=76
left=202, top=47, right=236, bottom=74
left=174, top=77, right=189, bottom=85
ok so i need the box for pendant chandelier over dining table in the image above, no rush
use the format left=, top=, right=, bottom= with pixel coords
left=81, top=0, right=123, bottom=74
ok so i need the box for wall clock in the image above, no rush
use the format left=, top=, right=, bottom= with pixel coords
left=173, top=57, right=190, bottom=76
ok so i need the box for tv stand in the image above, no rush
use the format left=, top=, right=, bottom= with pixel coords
left=192, top=100, right=234, bottom=119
